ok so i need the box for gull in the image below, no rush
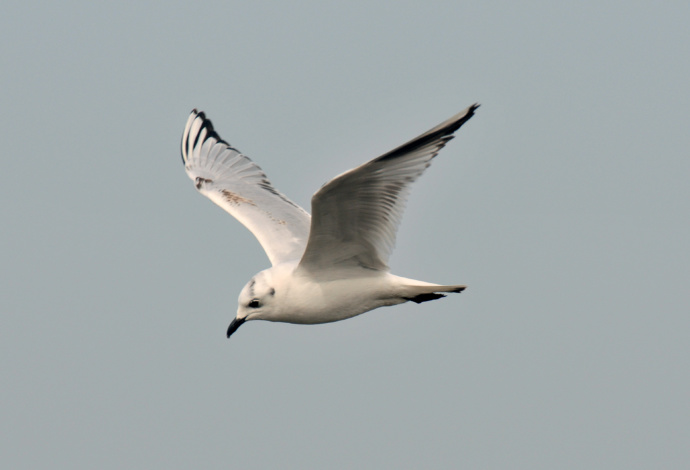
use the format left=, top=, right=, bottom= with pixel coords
left=181, top=104, right=478, bottom=338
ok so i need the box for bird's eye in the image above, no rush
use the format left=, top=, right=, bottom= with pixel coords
left=248, top=299, right=261, bottom=308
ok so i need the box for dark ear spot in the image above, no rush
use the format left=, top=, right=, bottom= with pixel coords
left=270, top=288, right=276, bottom=296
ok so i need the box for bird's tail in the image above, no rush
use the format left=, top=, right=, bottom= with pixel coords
left=396, top=278, right=466, bottom=304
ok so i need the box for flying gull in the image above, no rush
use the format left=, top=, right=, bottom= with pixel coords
left=180, top=104, right=479, bottom=338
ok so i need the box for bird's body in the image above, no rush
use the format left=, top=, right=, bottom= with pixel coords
left=241, top=262, right=397, bottom=325
left=237, top=261, right=463, bottom=325
left=180, top=104, right=478, bottom=338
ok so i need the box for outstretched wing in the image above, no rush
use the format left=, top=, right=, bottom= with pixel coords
left=181, top=110, right=311, bottom=266
left=298, top=104, right=478, bottom=274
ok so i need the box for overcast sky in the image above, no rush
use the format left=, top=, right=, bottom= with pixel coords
left=2, top=1, right=689, bottom=469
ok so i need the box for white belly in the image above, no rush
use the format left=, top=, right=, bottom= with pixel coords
left=271, top=272, right=405, bottom=324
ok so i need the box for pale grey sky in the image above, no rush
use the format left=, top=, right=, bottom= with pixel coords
left=2, top=1, right=689, bottom=469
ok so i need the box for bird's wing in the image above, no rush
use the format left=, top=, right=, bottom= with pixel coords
left=297, top=104, right=478, bottom=275
left=181, top=110, right=311, bottom=266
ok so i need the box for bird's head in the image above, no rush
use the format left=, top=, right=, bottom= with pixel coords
left=227, top=270, right=278, bottom=338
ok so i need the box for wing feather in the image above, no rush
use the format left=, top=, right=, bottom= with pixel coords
left=181, top=110, right=311, bottom=266
left=298, top=104, right=478, bottom=274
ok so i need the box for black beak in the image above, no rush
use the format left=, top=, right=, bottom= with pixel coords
left=226, top=317, right=246, bottom=338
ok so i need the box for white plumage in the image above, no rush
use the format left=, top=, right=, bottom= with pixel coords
left=181, top=104, right=478, bottom=338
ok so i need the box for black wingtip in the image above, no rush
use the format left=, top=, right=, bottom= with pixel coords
left=452, top=103, right=479, bottom=128
left=458, top=103, right=480, bottom=124
left=376, top=103, right=479, bottom=162
left=181, top=109, right=240, bottom=166
left=181, top=109, right=203, bottom=165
